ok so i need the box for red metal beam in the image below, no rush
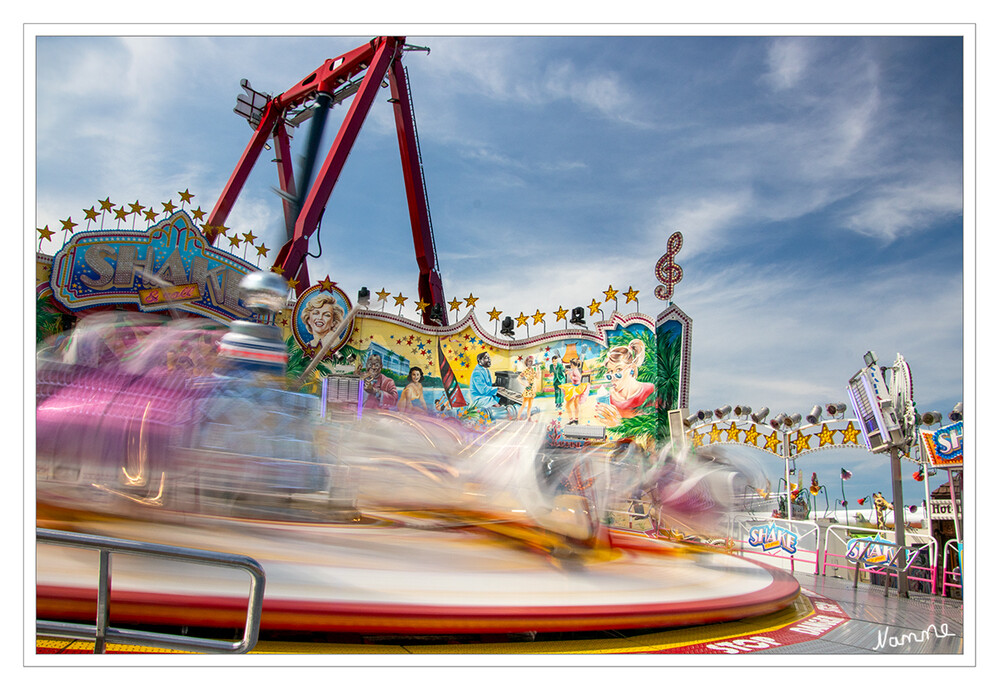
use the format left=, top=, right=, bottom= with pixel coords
left=272, top=37, right=400, bottom=289
left=389, top=57, right=446, bottom=325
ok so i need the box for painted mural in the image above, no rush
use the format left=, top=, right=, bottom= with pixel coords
left=36, top=209, right=694, bottom=452
left=279, top=300, right=691, bottom=451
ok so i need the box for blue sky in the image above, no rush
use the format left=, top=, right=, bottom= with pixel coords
left=30, top=30, right=970, bottom=513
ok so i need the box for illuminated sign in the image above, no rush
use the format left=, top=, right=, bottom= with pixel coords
left=50, top=211, right=255, bottom=323
left=845, top=537, right=897, bottom=566
left=747, top=523, right=798, bottom=555
left=919, top=421, right=963, bottom=467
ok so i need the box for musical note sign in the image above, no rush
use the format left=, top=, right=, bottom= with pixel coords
left=655, top=231, right=684, bottom=301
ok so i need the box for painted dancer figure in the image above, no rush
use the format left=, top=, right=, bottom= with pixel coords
left=560, top=357, right=589, bottom=425
left=549, top=351, right=566, bottom=409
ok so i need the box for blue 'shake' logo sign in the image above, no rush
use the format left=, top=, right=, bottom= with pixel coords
left=747, top=523, right=798, bottom=555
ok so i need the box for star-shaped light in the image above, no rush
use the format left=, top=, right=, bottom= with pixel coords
left=603, top=285, right=618, bottom=302
left=689, top=430, right=704, bottom=449
left=376, top=288, right=391, bottom=303
left=743, top=425, right=761, bottom=446
left=515, top=312, right=529, bottom=327
left=191, top=206, right=206, bottom=221
left=144, top=208, right=159, bottom=222
left=98, top=197, right=114, bottom=212
left=763, top=431, right=782, bottom=454
left=243, top=231, right=258, bottom=245
left=128, top=201, right=144, bottom=215
left=255, top=243, right=270, bottom=257
left=554, top=306, right=568, bottom=322
left=60, top=218, right=77, bottom=233
left=532, top=309, right=545, bottom=325
left=708, top=424, right=723, bottom=444
left=793, top=431, right=813, bottom=454
left=725, top=422, right=741, bottom=442
left=37, top=225, right=55, bottom=242
left=487, top=307, right=502, bottom=322
left=317, top=275, right=336, bottom=292
left=83, top=207, right=99, bottom=222
left=393, top=293, right=408, bottom=307
left=588, top=298, right=602, bottom=316
left=817, top=423, right=836, bottom=447
left=448, top=297, right=463, bottom=312
left=840, top=421, right=861, bottom=445
left=624, top=286, right=639, bottom=303
left=465, top=294, right=478, bottom=309
left=228, top=235, right=242, bottom=249
left=415, top=299, right=430, bottom=312
left=178, top=189, right=195, bottom=204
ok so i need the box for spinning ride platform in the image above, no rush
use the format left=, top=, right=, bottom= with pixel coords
left=35, top=513, right=800, bottom=640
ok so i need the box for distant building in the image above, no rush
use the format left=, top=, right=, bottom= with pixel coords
left=365, top=341, right=410, bottom=378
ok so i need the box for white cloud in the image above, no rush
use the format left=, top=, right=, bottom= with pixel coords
left=762, top=38, right=812, bottom=91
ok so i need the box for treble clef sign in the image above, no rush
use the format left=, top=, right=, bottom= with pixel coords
left=654, top=231, right=684, bottom=301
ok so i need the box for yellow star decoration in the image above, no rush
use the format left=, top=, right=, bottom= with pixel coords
left=144, top=208, right=159, bottom=222
left=515, top=312, right=529, bottom=327
left=114, top=208, right=129, bottom=221
left=532, top=309, right=546, bottom=325
left=228, top=235, right=242, bottom=249
left=394, top=293, right=408, bottom=307
left=624, top=286, right=639, bottom=303
left=487, top=307, right=502, bottom=322
left=317, top=276, right=335, bottom=292
left=83, top=207, right=99, bottom=222
left=793, top=431, right=812, bottom=454
left=588, top=298, right=602, bottom=316
left=689, top=430, right=704, bottom=449
left=37, top=225, right=55, bottom=242
left=99, top=197, right=114, bottom=212
left=554, top=306, right=568, bottom=322
left=218, top=225, right=230, bottom=237
left=708, top=424, right=723, bottom=444
left=415, top=299, right=430, bottom=312
left=817, top=423, right=836, bottom=447
left=448, top=297, right=464, bottom=313
left=191, top=207, right=206, bottom=221
left=243, top=231, right=257, bottom=245
left=763, top=431, right=782, bottom=454
left=255, top=243, right=270, bottom=258
left=287, top=278, right=299, bottom=290
left=743, top=425, right=761, bottom=447
left=375, top=288, right=391, bottom=303
left=840, top=421, right=861, bottom=445
left=270, top=265, right=285, bottom=275
left=603, top=285, right=618, bottom=302
left=60, top=218, right=77, bottom=233
left=178, top=189, right=195, bottom=204
left=128, top=201, right=144, bottom=215
left=465, top=294, right=478, bottom=309
left=162, top=200, right=177, bottom=214
left=725, top=422, right=741, bottom=442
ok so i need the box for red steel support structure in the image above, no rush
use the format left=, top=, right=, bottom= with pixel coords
left=205, top=36, right=447, bottom=325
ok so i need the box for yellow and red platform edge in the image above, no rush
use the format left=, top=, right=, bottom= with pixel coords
left=36, top=588, right=848, bottom=655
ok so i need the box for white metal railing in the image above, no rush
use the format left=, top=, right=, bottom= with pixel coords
left=728, top=516, right=821, bottom=574
left=822, top=524, right=937, bottom=594
left=37, top=528, right=266, bottom=654
left=942, top=539, right=963, bottom=597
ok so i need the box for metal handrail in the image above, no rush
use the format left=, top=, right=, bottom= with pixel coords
left=37, top=528, right=266, bottom=654
left=846, top=536, right=930, bottom=597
